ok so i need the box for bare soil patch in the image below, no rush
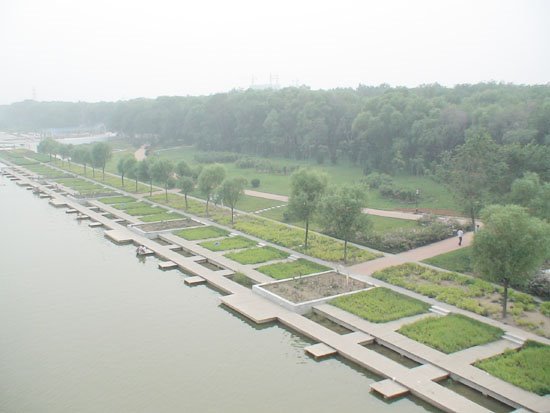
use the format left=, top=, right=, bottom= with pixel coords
left=262, top=271, right=368, bottom=303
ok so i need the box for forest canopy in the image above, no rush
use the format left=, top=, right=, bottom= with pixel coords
left=1, top=83, right=549, bottom=178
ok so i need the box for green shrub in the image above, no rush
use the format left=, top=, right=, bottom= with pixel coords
left=474, top=341, right=550, bottom=395
left=399, top=314, right=503, bottom=353
left=541, top=302, right=550, bottom=317
left=251, top=178, right=260, bottom=188
left=139, top=212, right=183, bottom=222
left=331, top=287, right=429, bottom=323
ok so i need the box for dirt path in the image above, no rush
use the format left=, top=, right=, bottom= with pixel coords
left=134, top=145, right=147, bottom=161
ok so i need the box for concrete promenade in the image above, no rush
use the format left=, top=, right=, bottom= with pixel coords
left=4, top=164, right=549, bottom=413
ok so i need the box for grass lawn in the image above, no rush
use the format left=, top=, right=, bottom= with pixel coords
left=199, top=236, right=257, bottom=251
left=225, top=246, right=289, bottom=264
left=398, top=314, right=503, bottom=354
left=124, top=205, right=164, bottom=216
left=174, top=226, right=229, bottom=240
left=423, top=246, right=474, bottom=274
left=474, top=341, right=550, bottom=395
left=256, top=258, right=330, bottom=280
left=233, top=195, right=285, bottom=213
left=331, top=287, right=430, bottom=323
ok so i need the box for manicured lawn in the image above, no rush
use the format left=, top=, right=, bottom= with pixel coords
left=200, top=236, right=257, bottom=251
left=398, top=314, right=503, bottom=353
left=474, top=341, right=550, bottom=395
left=256, top=258, right=330, bottom=280
left=139, top=212, right=184, bottom=222
left=225, top=246, right=289, bottom=264
left=232, top=195, right=284, bottom=213
left=331, top=287, right=430, bottom=323
left=423, top=246, right=474, bottom=274
left=174, top=226, right=229, bottom=240
left=99, top=196, right=136, bottom=204
left=368, top=215, right=418, bottom=232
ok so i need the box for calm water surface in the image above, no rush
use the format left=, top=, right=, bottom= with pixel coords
left=0, top=175, right=438, bottom=413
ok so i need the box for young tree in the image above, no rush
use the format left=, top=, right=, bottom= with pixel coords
left=446, top=130, right=506, bottom=228
left=319, top=185, right=368, bottom=262
left=137, top=159, right=153, bottom=196
left=91, top=142, right=113, bottom=180
left=178, top=176, right=194, bottom=209
left=151, top=159, right=174, bottom=201
left=72, top=146, right=91, bottom=176
left=197, top=164, right=226, bottom=216
left=473, top=205, right=550, bottom=318
left=117, top=154, right=135, bottom=187
left=219, top=177, right=247, bottom=224
left=175, top=160, right=192, bottom=178
left=37, top=138, right=58, bottom=161
left=124, top=157, right=138, bottom=192
left=287, top=169, right=328, bottom=249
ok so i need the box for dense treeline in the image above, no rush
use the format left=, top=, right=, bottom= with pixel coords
left=1, top=83, right=549, bottom=176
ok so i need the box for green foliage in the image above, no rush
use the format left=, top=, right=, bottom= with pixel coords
left=423, top=246, right=474, bottom=274
left=399, top=314, right=503, bottom=354
left=256, top=259, right=330, bottom=280
left=473, top=204, right=550, bottom=317
left=199, top=236, right=257, bottom=251
left=174, top=226, right=229, bottom=240
left=225, top=246, right=289, bottom=264
left=474, top=341, right=550, bottom=396
left=218, top=176, right=247, bottom=223
left=331, top=287, right=430, bottom=323
left=541, top=302, right=550, bottom=317
left=197, top=164, right=226, bottom=215
left=250, top=178, right=260, bottom=188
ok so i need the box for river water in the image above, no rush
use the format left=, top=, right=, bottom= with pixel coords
left=0, top=174, right=439, bottom=413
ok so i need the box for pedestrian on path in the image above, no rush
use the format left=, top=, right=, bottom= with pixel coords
left=457, top=229, right=464, bottom=246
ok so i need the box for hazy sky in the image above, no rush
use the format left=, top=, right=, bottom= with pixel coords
left=1, top=0, right=548, bottom=104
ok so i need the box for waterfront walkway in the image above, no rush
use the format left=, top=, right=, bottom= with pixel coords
left=4, top=165, right=549, bottom=413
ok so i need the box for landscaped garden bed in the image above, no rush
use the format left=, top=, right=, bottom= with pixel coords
left=139, top=211, right=184, bottom=222
left=225, top=246, right=289, bottom=264
left=132, top=219, right=198, bottom=232
left=99, top=195, right=136, bottom=204
left=256, top=258, right=330, bottom=280
left=200, top=236, right=257, bottom=251
left=474, top=340, right=550, bottom=396
left=373, top=263, right=550, bottom=338
left=261, top=271, right=367, bottom=303
left=331, top=287, right=430, bottom=323
left=398, top=314, right=503, bottom=353
left=174, top=225, right=229, bottom=240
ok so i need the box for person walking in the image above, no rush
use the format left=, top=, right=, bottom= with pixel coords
left=457, top=229, right=464, bottom=246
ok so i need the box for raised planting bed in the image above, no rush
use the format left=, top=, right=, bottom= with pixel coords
left=200, top=236, right=257, bottom=251
left=174, top=225, right=229, bottom=240
left=225, top=246, right=289, bottom=264
left=398, top=314, right=503, bottom=354
left=331, top=287, right=430, bottom=323
left=255, top=271, right=369, bottom=314
left=98, top=195, right=136, bottom=204
left=139, top=212, right=184, bottom=222
left=474, top=340, right=550, bottom=396
left=373, top=263, right=550, bottom=338
left=133, top=219, right=199, bottom=233
left=256, top=258, right=330, bottom=280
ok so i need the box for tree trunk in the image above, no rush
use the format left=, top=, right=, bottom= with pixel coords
left=121, top=174, right=124, bottom=186
left=502, top=279, right=509, bottom=319
left=149, top=180, right=152, bottom=196
left=135, top=178, right=137, bottom=192
left=184, top=194, right=188, bottom=209
left=165, top=184, right=168, bottom=201
left=206, top=198, right=210, bottom=216
left=102, top=167, right=105, bottom=181
left=344, top=239, right=348, bottom=263
left=470, top=203, right=476, bottom=229
left=231, top=207, right=234, bottom=225
left=304, top=219, right=309, bottom=249
left=92, top=166, right=95, bottom=178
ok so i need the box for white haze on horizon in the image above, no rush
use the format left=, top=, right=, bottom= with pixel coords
left=0, top=0, right=548, bottom=104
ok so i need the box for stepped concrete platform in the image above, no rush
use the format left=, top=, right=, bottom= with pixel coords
left=104, top=230, right=134, bottom=244
left=88, top=221, right=104, bottom=228
left=370, top=379, right=409, bottom=399
left=49, top=199, right=67, bottom=207
left=76, top=214, right=90, bottom=220
left=184, top=276, right=206, bottom=286
left=158, top=261, right=178, bottom=270
left=305, top=343, right=337, bottom=359
left=65, top=208, right=77, bottom=214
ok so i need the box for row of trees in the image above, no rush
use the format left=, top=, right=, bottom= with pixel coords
left=4, top=83, right=550, bottom=175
